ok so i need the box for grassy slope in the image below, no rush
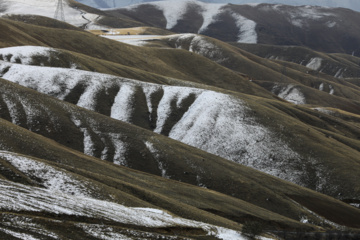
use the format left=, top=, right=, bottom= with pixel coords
left=1, top=78, right=360, bottom=231
left=162, top=35, right=360, bottom=114
left=1, top=16, right=360, bottom=233
left=0, top=18, right=272, bottom=99
left=0, top=18, right=360, bottom=199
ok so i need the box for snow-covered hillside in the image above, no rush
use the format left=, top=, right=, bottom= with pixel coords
left=0, top=151, right=244, bottom=240
left=0, top=46, right=335, bottom=191
left=77, top=0, right=360, bottom=12
left=0, top=0, right=103, bottom=29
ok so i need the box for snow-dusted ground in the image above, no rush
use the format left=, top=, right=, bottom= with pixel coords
left=0, top=46, right=55, bottom=65
left=0, top=177, right=245, bottom=240
left=0, top=0, right=101, bottom=28
left=273, top=84, right=306, bottom=105
left=0, top=50, right=318, bottom=188
left=0, top=151, right=96, bottom=197
left=306, top=57, right=323, bottom=71
left=312, top=107, right=335, bottom=115
left=169, top=34, right=229, bottom=63
left=230, top=12, right=258, bottom=43
left=101, top=35, right=164, bottom=46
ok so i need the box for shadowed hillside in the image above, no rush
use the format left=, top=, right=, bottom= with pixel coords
left=111, top=1, right=360, bottom=56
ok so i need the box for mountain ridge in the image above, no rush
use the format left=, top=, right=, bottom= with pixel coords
left=75, top=0, right=360, bottom=12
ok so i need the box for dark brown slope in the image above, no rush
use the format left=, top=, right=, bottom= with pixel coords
left=0, top=17, right=272, bottom=99
left=112, top=2, right=360, bottom=56
left=1, top=77, right=360, bottom=231
left=230, top=4, right=360, bottom=55
left=232, top=43, right=360, bottom=79
left=1, top=18, right=360, bottom=201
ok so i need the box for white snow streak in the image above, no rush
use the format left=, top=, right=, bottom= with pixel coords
left=0, top=151, right=92, bottom=197
left=145, top=141, right=169, bottom=178
left=306, top=57, right=322, bottom=71
left=72, top=117, right=96, bottom=156
left=0, top=46, right=54, bottom=65
left=275, top=85, right=306, bottom=105
left=0, top=215, right=59, bottom=240
left=108, top=133, right=128, bottom=166
left=0, top=179, right=244, bottom=239
left=198, top=3, right=225, bottom=33
left=312, top=107, right=335, bottom=115
left=154, top=86, right=202, bottom=134
left=111, top=84, right=136, bottom=122
left=231, top=12, right=258, bottom=43
left=169, top=34, right=228, bottom=63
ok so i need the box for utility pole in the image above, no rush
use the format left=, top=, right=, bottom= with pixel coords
left=54, top=0, right=65, bottom=22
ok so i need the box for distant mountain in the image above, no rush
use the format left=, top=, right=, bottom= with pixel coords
left=76, top=0, right=360, bottom=12
left=110, top=1, right=360, bottom=56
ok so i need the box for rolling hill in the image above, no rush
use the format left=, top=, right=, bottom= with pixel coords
left=1, top=2, right=360, bottom=239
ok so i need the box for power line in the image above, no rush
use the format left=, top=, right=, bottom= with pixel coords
left=54, top=0, right=65, bottom=22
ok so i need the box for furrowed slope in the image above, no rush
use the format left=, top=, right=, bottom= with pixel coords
left=0, top=19, right=360, bottom=202
left=232, top=43, right=360, bottom=79
left=1, top=77, right=360, bottom=233
left=1, top=55, right=360, bottom=204
left=0, top=18, right=272, bottom=99
left=149, top=33, right=360, bottom=114
left=111, top=1, right=360, bottom=56
left=113, top=2, right=360, bottom=56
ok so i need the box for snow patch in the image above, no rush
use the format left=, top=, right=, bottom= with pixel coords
left=334, top=68, right=344, bottom=78
left=0, top=46, right=55, bottom=65
left=275, top=84, right=306, bottom=105
left=0, top=214, right=59, bottom=239
left=231, top=12, right=258, bottom=43
left=169, top=91, right=305, bottom=184
left=129, top=0, right=190, bottom=29
left=284, top=5, right=335, bottom=28
left=111, top=84, right=136, bottom=122
left=72, top=117, right=96, bottom=156
left=145, top=141, right=169, bottom=178
left=0, top=179, right=244, bottom=238
left=0, top=227, right=40, bottom=240
left=326, top=21, right=336, bottom=28
left=169, top=34, right=229, bottom=63
left=312, top=107, right=334, bottom=115
left=0, top=151, right=93, bottom=197
left=306, top=57, right=322, bottom=71
left=108, top=133, right=128, bottom=166
left=198, top=3, right=226, bottom=33
left=100, top=35, right=163, bottom=46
